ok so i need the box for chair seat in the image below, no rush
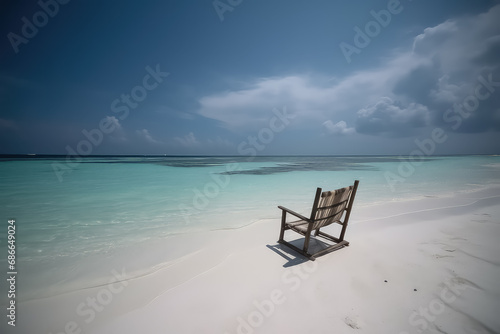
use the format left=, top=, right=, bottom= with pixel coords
left=285, top=220, right=309, bottom=233
left=286, top=219, right=342, bottom=233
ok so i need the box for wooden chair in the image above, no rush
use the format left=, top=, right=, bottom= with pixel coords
left=278, top=180, right=359, bottom=260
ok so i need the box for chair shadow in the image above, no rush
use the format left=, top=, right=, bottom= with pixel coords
left=266, top=238, right=316, bottom=268
left=267, top=236, right=340, bottom=267
left=266, top=242, right=310, bottom=267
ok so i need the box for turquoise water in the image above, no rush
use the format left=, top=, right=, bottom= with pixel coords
left=0, top=155, right=499, bottom=300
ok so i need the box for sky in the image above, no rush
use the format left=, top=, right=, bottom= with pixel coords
left=1, top=0, right=499, bottom=156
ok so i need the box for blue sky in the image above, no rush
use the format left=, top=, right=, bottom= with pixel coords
left=1, top=0, right=499, bottom=155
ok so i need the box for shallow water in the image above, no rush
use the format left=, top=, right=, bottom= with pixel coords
left=0, top=155, right=499, bottom=300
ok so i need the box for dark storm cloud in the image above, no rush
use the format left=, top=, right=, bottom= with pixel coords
left=354, top=5, right=500, bottom=137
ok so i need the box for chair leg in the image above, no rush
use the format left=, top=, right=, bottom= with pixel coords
left=339, top=223, right=348, bottom=242
left=303, top=230, right=312, bottom=254
left=278, top=210, right=286, bottom=242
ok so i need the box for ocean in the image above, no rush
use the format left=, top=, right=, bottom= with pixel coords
left=0, top=155, right=499, bottom=301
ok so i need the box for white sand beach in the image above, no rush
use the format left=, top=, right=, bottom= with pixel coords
left=13, top=186, right=500, bottom=334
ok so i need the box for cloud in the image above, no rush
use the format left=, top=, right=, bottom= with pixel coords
left=398, top=4, right=500, bottom=132
left=155, top=106, right=195, bottom=120
left=196, top=54, right=427, bottom=137
left=412, top=20, right=459, bottom=56
left=174, top=132, right=199, bottom=147
left=196, top=65, right=418, bottom=133
left=356, top=97, right=430, bottom=136
left=196, top=5, right=500, bottom=137
left=429, top=75, right=468, bottom=105
left=197, top=76, right=308, bottom=130
left=412, top=6, right=500, bottom=76
left=105, top=116, right=127, bottom=142
left=136, top=128, right=162, bottom=144
left=323, top=120, right=355, bottom=135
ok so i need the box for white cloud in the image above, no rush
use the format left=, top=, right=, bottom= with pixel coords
left=196, top=5, right=500, bottom=136
left=356, top=97, right=430, bottom=136
left=136, top=128, right=162, bottom=144
left=323, top=120, right=355, bottom=135
left=105, top=116, right=127, bottom=142
left=412, top=20, right=458, bottom=55
left=198, top=75, right=313, bottom=129
left=196, top=59, right=423, bottom=133
left=174, top=132, right=199, bottom=147
left=412, top=5, right=500, bottom=76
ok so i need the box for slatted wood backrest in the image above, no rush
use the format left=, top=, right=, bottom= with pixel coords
left=310, top=185, right=353, bottom=231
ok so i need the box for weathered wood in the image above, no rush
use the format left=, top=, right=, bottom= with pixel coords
left=316, top=230, right=341, bottom=243
left=276, top=180, right=359, bottom=260
left=339, top=180, right=359, bottom=242
left=312, top=240, right=349, bottom=259
left=278, top=206, right=309, bottom=221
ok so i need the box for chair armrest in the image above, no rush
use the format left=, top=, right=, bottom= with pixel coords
left=278, top=206, right=310, bottom=221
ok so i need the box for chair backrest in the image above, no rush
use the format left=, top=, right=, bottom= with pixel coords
left=310, top=184, right=355, bottom=231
